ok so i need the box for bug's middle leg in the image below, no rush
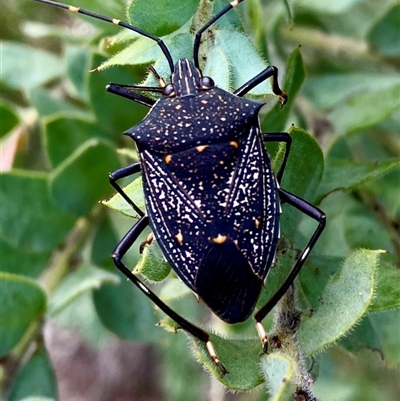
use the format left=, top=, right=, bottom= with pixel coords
left=263, top=132, right=292, bottom=183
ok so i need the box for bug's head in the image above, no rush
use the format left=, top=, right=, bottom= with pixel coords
left=162, top=59, right=215, bottom=98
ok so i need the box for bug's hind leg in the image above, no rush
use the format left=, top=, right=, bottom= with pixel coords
left=254, top=189, right=326, bottom=352
left=113, top=215, right=228, bottom=375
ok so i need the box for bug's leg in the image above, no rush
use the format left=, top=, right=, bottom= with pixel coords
left=254, top=189, right=326, bottom=352
left=109, top=163, right=145, bottom=217
left=234, top=66, right=287, bottom=106
left=106, top=84, right=157, bottom=107
left=113, top=215, right=228, bottom=375
left=107, top=65, right=168, bottom=106
left=263, top=132, right=292, bottom=183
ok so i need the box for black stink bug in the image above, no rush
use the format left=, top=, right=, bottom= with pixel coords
left=32, top=0, right=326, bottom=374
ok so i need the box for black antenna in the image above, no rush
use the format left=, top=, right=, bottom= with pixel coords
left=31, top=0, right=175, bottom=73
left=193, top=0, right=244, bottom=68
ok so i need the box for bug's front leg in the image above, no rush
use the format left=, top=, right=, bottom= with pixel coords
left=234, top=65, right=287, bottom=106
left=109, top=163, right=145, bottom=217
left=106, top=83, right=157, bottom=107
left=112, top=215, right=228, bottom=375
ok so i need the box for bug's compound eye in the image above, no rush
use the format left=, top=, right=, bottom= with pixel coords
left=163, top=83, right=176, bottom=97
left=201, top=76, right=215, bottom=90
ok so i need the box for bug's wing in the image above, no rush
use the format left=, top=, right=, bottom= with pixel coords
left=140, top=125, right=280, bottom=323
left=194, top=125, right=280, bottom=323
left=140, top=149, right=210, bottom=288
left=226, top=124, right=281, bottom=280
left=194, top=238, right=264, bottom=323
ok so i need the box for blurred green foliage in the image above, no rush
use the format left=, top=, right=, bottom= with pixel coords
left=1, top=0, right=399, bottom=400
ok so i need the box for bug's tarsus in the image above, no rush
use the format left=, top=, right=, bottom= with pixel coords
left=206, top=341, right=229, bottom=375
left=139, top=232, right=154, bottom=254
left=31, top=0, right=174, bottom=73
left=256, top=322, right=269, bottom=354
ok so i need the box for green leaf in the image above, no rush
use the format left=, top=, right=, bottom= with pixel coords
left=0, top=237, right=51, bottom=278
left=330, top=84, right=400, bottom=134
left=368, top=4, right=400, bottom=57
left=295, top=0, right=364, bottom=14
left=257, top=250, right=296, bottom=308
left=368, top=264, right=400, bottom=313
left=45, top=117, right=107, bottom=168
left=134, top=240, right=171, bottom=282
left=158, top=279, right=192, bottom=302
left=312, top=192, right=353, bottom=257
left=96, top=29, right=194, bottom=90
left=342, top=202, right=394, bottom=253
left=65, top=45, right=91, bottom=101
left=51, top=290, right=113, bottom=347
left=299, top=249, right=382, bottom=356
left=27, top=87, right=90, bottom=119
left=0, top=100, right=19, bottom=137
left=369, top=310, right=400, bottom=366
left=263, top=46, right=305, bottom=132
left=0, top=42, right=63, bottom=90
left=98, top=16, right=276, bottom=95
left=91, top=216, right=118, bottom=268
left=202, top=46, right=231, bottom=91
left=50, top=139, right=121, bottom=216
left=89, top=54, right=148, bottom=134
left=127, top=0, right=198, bottom=37
left=303, top=73, right=400, bottom=109
left=261, top=353, right=296, bottom=401
left=93, top=278, right=161, bottom=342
left=193, top=333, right=263, bottom=391
left=339, top=315, right=383, bottom=356
left=9, top=344, right=57, bottom=401
left=102, top=176, right=144, bottom=218
left=209, top=30, right=276, bottom=94
left=0, top=171, right=77, bottom=253
left=19, top=398, right=55, bottom=401
left=298, top=255, right=342, bottom=310
left=281, top=127, right=324, bottom=202
left=0, top=272, right=46, bottom=357
left=316, top=158, right=400, bottom=201
left=47, top=263, right=119, bottom=317
left=279, top=127, right=324, bottom=239
left=161, top=329, right=206, bottom=401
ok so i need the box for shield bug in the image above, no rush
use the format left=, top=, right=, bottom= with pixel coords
left=32, top=0, right=326, bottom=374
